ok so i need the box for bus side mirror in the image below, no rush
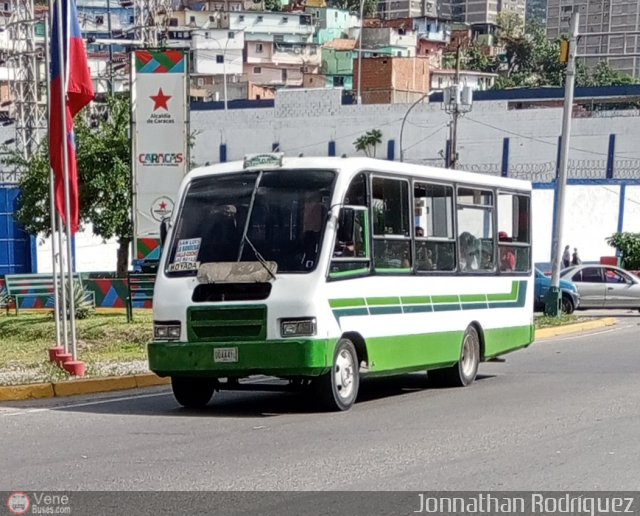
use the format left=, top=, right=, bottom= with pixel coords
left=160, top=217, right=169, bottom=246
left=337, top=208, right=355, bottom=243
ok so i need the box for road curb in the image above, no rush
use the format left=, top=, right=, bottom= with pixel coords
left=535, top=317, right=617, bottom=339
left=0, top=373, right=170, bottom=402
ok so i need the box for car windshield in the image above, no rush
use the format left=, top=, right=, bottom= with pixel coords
left=165, top=169, right=336, bottom=276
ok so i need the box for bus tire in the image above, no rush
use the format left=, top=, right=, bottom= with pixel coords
left=316, top=338, right=359, bottom=411
left=171, top=377, right=215, bottom=408
left=429, top=326, right=480, bottom=388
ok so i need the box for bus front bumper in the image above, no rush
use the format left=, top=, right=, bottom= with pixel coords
left=148, top=339, right=332, bottom=378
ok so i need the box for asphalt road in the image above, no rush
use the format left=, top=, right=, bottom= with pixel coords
left=1, top=310, right=639, bottom=495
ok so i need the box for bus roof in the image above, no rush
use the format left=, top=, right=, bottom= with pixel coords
left=187, top=156, right=532, bottom=191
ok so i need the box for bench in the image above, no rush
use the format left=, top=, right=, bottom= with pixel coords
left=126, top=272, right=156, bottom=322
left=4, top=273, right=96, bottom=315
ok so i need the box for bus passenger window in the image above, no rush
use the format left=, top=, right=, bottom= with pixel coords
left=414, top=182, right=456, bottom=272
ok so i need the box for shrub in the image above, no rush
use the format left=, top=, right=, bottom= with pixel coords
left=606, top=232, right=640, bottom=270
left=48, top=280, right=95, bottom=320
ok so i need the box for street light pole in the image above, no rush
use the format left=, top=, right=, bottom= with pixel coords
left=399, top=90, right=439, bottom=162
left=545, top=12, right=579, bottom=316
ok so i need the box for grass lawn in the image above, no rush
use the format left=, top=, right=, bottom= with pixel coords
left=0, top=310, right=152, bottom=385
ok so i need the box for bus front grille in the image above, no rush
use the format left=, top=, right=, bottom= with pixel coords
left=187, top=305, right=267, bottom=342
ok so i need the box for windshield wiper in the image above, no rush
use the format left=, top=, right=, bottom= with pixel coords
left=235, top=171, right=276, bottom=281
left=237, top=171, right=262, bottom=261
left=242, top=234, right=276, bottom=281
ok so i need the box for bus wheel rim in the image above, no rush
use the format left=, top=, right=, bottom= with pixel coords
left=334, top=348, right=355, bottom=400
left=461, top=333, right=476, bottom=378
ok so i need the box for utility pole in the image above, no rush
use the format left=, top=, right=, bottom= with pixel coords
left=449, top=44, right=461, bottom=168
left=443, top=42, right=472, bottom=168
left=545, top=12, right=579, bottom=316
left=107, top=0, right=113, bottom=93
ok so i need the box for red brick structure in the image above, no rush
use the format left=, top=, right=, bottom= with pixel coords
left=353, top=56, right=430, bottom=104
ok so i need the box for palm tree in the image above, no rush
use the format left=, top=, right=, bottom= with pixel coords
left=353, top=129, right=383, bottom=158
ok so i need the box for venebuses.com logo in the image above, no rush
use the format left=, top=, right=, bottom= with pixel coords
left=6, top=492, right=30, bottom=515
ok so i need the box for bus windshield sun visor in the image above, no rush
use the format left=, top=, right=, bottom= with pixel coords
left=197, top=261, right=278, bottom=284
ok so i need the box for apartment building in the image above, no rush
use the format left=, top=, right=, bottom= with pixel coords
left=546, top=0, right=640, bottom=77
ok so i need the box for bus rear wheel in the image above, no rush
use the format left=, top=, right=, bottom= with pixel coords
left=171, top=377, right=215, bottom=408
left=429, top=326, right=480, bottom=388
left=316, top=338, right=359, bottom=411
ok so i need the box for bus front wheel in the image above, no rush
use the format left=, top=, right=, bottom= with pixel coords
left=316, top=338, right=360, bottom=411
left=171, top=377, right=215, bottom=408
left=429, top=326, right=480, bottom=388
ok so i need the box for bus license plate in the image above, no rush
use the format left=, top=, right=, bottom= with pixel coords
left=214, top=347, right=238, bottom=363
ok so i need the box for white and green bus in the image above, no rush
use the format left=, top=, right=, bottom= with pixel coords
left=149, top=154, right=534, bottom=411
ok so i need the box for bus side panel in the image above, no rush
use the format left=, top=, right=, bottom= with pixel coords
left=326, top=276, right=534, bottom=374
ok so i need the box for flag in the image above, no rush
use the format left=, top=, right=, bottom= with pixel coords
left=49, top=0, right=94, bottom=234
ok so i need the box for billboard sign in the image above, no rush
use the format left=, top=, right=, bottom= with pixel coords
left=131, top=49, right=189, bottom=262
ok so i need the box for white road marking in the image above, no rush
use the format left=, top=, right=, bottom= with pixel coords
left=1, top=391, right=172, bottom=417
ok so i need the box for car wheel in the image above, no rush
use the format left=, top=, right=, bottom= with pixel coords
left=561, top=294, right=575, bottom=314
left=429, top=326, right=480, bottom=387
left=171, top=377, right=215, bottom=408
left=315, top=338, right=359, bottom=411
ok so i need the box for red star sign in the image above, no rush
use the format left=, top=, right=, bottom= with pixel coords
left=159, top=201, right=167, bottom=210
left=150, top=88, right=172, bottom=111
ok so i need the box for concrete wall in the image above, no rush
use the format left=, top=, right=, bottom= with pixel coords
left=18, top=88, right=640, bottom=272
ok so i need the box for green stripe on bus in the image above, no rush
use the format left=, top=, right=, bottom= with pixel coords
left=400, top=296, right=431, bottom=304
left=329, top=298, right=367, bottom=309
left=431, top=295, right=460, bottom=304
left=369, top=306, right=403, bottom=315
left=459, top=294, right=487, bottom=303
left=330, top=281, right=528, bottom=322
left=486, top=281, right=519, bottom=301
left=366, top=297, right=401, bottom=306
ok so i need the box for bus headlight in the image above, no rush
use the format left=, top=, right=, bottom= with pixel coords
left=154, top=321, right=181, bottom=341
left=280, top=318, right=316, bottom=337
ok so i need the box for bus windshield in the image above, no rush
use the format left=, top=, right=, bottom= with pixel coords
left=165, top=169, right=336, bottom=275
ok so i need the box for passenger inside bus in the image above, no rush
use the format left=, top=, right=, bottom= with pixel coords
left=499, top=231, right=516, bottom=272
left=459, top=231, right=480, bottom=271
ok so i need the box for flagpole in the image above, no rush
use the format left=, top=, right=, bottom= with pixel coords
left=45, top=16, right=63, bottom=352
left=54, top=0, right=79, bottom=360
left=57, top=214, right=70, bottom=354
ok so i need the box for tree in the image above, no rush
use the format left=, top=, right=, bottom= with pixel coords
left=13, top=95, right=133, bottom=276
left=354, top=129, right=382, bottom=157
left=329, top=0, right=378, bottom=16
left=606, top=233, right=640, bottom=270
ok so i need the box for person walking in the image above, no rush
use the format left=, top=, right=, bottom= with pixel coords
left=562, top=245, right=571, bottom=268
left=571, top=248, right=582, bottom=266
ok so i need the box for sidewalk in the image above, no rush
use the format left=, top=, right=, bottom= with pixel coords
left=0, top=316, right=618, bottom=403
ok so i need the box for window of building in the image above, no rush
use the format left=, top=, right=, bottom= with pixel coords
left=456, top=186, right=495, bottom=273
left=256, top=43, right=263, bottom=53
left=95, top=15, right=104, bottom=25
left=414, top=182, right=456, bottom=272
left=216, top=55, right=224, bottom=64
left=253, top=67, right=262, bottom=73
left=257, top=15, right=264, bottom=22
left=228, top=31, right=235, bottom=39
left=333, top=76, right=345, bottom=87
left=239, top=15, right=245, bottom=21
left=282, top=16, right=288, bottom=23
left=372, top=177, right=411, bottom=271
